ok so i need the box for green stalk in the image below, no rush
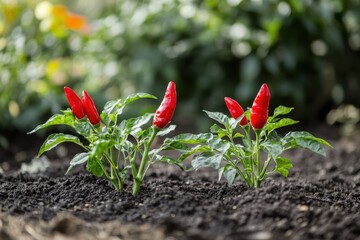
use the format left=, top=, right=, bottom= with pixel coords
left=132, top=126, right=158, bottom=196
left=254, top=130, right=261, bottom=187
left=105, top=152, right=123, bottom=191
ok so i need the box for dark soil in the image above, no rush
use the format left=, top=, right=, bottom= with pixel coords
left=0, top=126, right=359, bottom=240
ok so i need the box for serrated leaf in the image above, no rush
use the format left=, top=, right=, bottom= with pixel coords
left=157, top=125, right=176, bottom=136
left=38, top=133, right=84, bottom=157
left=191, top=152, right=222, bottom=170
left=203, top=110, right=230, bottom=127
left=66, top=152, right=89, bottom=174
left=275, top=157, right=293, bottom=177
left=87, top=156, right=104, bottom=177
left=28, top=113, right=75, bottom=134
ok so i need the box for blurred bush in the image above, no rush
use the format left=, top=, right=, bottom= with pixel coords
left=1, top=0, right=360, bottom=133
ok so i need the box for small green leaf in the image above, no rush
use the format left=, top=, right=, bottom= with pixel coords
left=178, top=145, right=211, bottom=162
left=87, top=156, right=104, bottom=177
left=91, top=140, right=113, bottom=158
left=203, top=111, right=230, bottom=127
left=153, top=155, right=186, bottom=171
left=123, top=93, right=157, bottom=106
left=126, top=113, right=154, bottom=133
left=191, top=152, right=222, bottom=170
left=74, top=121, right=92, bottom=138
left=210, top=124, right=227, bottom=138
left=165, top=133, right=211, bottom=145
left=223, top=167, right=237, bottom=186
left=233, top=132, right=243, bottom=139
left=264, top=118, right=299, bottom=133
left=101, top=99, right=123, bottom=124
left=28, top=113, right=75, bottom=134
left=275, top=157, right=293, bottom=177
left=66, top=152, right=89, bottom=174
left=161, top=141, right=190, bottom=151
left=207, top=137, right=230, bottom=154
left=157, top=125, right=176, bottom=136
left=273, top=106, right=294, bottom=118
left=262, top=142, right=283, bottom=159
left=38, top=133, right=84, bottom=157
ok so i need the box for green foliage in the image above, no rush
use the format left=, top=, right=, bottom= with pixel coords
left=166, top=105, right=331, bottom=188
left=30, top=90, right=180, bottom=195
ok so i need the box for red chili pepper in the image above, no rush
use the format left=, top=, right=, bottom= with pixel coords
left=64, top=87, right=86, bottom=119
left=82, top=90, right=100, bottom=125
left=153, top=81, right=177, bottom=129
left=250, top=83, right=271, bottom=129
left=224, top=97, right=248, bottom=126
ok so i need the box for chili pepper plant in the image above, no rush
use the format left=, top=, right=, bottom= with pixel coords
left=29, top=82, right=181, bottom=196
left=165, top=84, right=332, bottom=188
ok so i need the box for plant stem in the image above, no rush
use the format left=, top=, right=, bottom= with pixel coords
left=254, top=130, right=261, bottom=187
left=132, top=126, right=158, bottom=196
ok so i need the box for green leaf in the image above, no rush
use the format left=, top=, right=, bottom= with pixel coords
left=91, top=140, right=113, bottom=158
left=262, top=142, right=283, bottom=159
left=165, top=133, right=211, bottom=145
left=87, top=156, right=104, bottom=177
left=74, top=120, right=92, bottom=138
left=207, top=137, right=230, bottom=154
left=273, top=106, right=294, bottom=117
left=38, top=133, right=84, bottom=157
left=178, top=145, right=211, bottom=162
left=123, top=93, right=157, bottom=106
left=28, top=112, right=75, bottom=134
left=153, top=155, right=186, bottom=171
left=264, top=118, right=299, bottom=133
left=275, top=157, right=293, bottom=177
left=203, top=111, right=230, bottom=127
left=157, top=124, right=176, bottom=136
left=101, top=99, right=123, bottom=124
left=161, top=141, right=189, bottom=151
left=66, top=152, right=89, bottom=174
left=284, top=131, right=331, bottom=156
left=210, top=124, right=227, bottom=138
left=191, top=152, right=222, bottom=170
left=233, top=132, right=243, bottom=139
left=125, top=113, right=154, bottom=134
left=223, top=167, right=237, bottom=186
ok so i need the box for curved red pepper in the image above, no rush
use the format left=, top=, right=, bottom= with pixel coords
left=153, top=81, right=177, bottom=129
left=82, top=90, right=100, bottom=125
left=250, top=83, right=271, bottom=129
left=64, top=87, right=86, bottom=119
left=224, top=97, right=248, bottom=126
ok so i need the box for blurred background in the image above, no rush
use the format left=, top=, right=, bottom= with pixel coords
left=1, top=0, right=360, bottom=144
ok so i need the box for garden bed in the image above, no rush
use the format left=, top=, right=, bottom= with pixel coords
left=0, top=126, right=359, bottom=240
